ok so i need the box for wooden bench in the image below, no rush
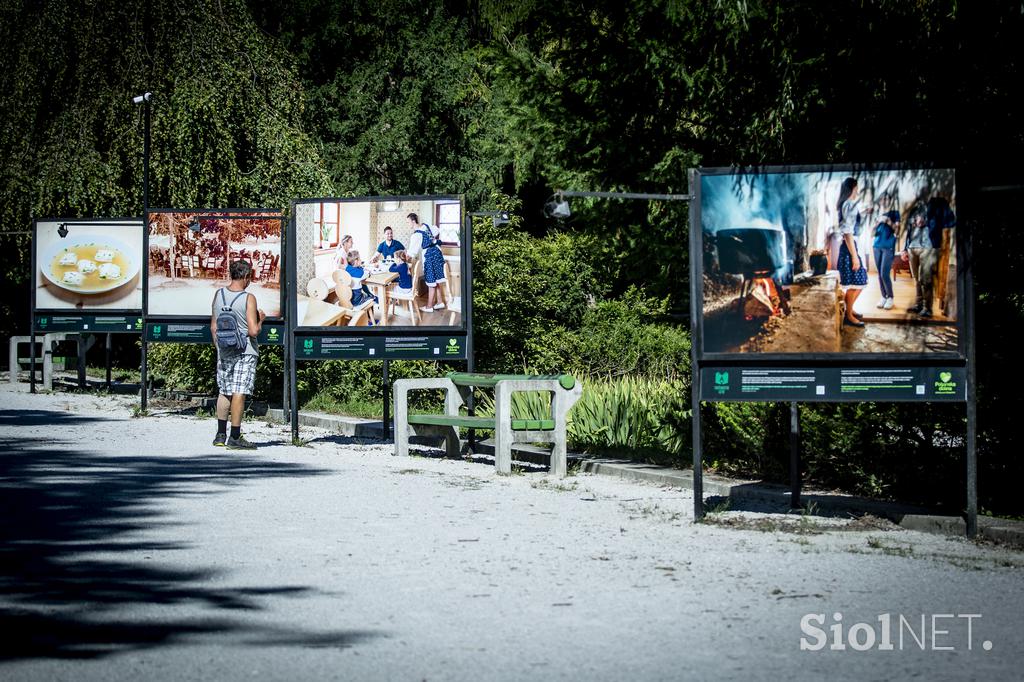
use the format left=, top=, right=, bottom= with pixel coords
left=393, top=372, right=582, bottom=476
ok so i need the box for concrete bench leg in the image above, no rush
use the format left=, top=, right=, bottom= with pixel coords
left=550, top=384, right=581, bottom=478
left=9, top=336, right=31, bottom=384
left=494, top=380, right=582, bottom=477
left=42, top=333, right=71, bottom=392
left=494, top=382, right=513, bottom=475
left=443, top=425, right=460, bottom=459
left=394, top=382, right=411, bottom=458
left=392, top=378, right=463, bottom=458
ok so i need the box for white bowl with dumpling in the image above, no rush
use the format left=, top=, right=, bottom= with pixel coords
left=41, top=233, right=139, bottom=294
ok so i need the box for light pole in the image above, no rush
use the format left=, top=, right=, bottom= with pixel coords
left=133, top=91, right=152, bottom=410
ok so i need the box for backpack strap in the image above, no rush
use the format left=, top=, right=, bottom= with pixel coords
left=229, top=290, right=248, bottom=308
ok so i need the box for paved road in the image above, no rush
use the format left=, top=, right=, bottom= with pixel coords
left=1, top=385, right=1022, bottom=681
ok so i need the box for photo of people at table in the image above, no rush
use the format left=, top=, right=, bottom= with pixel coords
left=147, top=211, right=283, bottom=318
left=699, top=167, right=958, bottom=355
left=293, top=198, right=463, bottom=327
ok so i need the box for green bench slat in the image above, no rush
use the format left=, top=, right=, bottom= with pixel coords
left=408, top=414, right=555, bottom=431
left=408, top=414, right=496, bottom=429
left=511, top=418, right=556, bottom=431
left=447, top=372, right=575, bottom=390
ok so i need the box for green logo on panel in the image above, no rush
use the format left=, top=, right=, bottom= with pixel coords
left=268, top=327, right=279, bottom=339
left=445, top=338, right=461, bottom=355
left=135, top=318, right=143, bottom=330
left=935, top=370, right=958, bottom=395
left=39, top=317, right=48, bottom=326
left=303, top=338, right=314, bottom=350
left=713, top=371, right=730, bottom=395
left=153, top=325, right=162, bottom=336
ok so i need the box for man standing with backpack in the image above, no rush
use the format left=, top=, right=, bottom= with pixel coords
left=210, top=260, right=265, bottom=449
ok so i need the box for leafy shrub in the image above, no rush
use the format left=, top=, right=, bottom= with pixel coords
left=471, top=194, right=602, bottom=373
left=146, top=343, right=283, bottom=402
left=296, top=359, right=457, bottom=415
left=568, top=286, right=690, bottom=380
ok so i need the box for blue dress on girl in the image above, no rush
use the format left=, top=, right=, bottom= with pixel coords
left=389, top=261, right=413, bottom=289
left=416, top=225, right=446, bottom=287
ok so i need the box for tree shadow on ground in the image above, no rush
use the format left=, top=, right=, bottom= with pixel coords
left=301, top=433, right=384, bottom=447
left=0, top=409, right=377, bottom=661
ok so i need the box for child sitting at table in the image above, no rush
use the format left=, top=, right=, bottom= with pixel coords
left=345, top=250, right=378, bottom=323
left=389, top=249, right=414, bottom=294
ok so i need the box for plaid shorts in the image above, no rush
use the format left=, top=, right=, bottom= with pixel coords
left=217, top=353, right=258, bottom=396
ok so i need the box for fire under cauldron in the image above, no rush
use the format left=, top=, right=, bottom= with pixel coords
left=713, top=227, right=791, bottom=318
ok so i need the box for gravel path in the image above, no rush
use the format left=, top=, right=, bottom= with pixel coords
left=1, top=385, right=1021, bottom=681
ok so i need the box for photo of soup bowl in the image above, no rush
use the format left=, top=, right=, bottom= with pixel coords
left=41, top=233, right=140, bottom=294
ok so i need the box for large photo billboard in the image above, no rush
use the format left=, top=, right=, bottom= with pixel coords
left=34, top=219, right=144, bottom=312
left=695, top=166, right=959, bottom=358
left=292, top=196, right=464, bottom=329
left=145, top=210, right=283, bottom=319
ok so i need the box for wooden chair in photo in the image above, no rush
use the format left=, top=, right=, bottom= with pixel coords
left=330, top=270, right=375, bottom=326
left=268, top=255, right=281, bottom=284
left=201, top=256, right=218, bottom=278
left=257, top=258, right=273, bottom=281
left=386, top=281, right=420, bottom=326
left=182, top=255, right=200, bottom=278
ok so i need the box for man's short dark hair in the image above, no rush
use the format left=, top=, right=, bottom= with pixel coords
left=384, top=226, right=393, bottom=234
left=229, top=260, right=253, bottom=281
left=407, top=212, right=419, bottom=224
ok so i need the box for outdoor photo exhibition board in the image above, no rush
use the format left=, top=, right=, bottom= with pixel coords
left=143, top=210, right=286, bottom=347
left=689, top=164, right=966, bottom=403
left=32, top=219, right=145, bottom=333
left=289, top=195, right=469, bottom=360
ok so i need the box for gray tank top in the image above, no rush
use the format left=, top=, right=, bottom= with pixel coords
left=216, top=288, right=258, bottom=356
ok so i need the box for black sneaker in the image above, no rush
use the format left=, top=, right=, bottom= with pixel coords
left=906, top=305, right=922, bottom=314
left=919, top=309, right=933, bottom=318
left=226, top=435, right=257, bottom=450
left=213, top=432, right=227, bottom=447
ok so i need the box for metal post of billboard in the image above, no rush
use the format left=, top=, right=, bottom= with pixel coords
left=77, top=333, right=87, bottom=388
left=685, top=169, right=704, bottom=521
left=136, top=92, right=152, bottom=412
left=29, top=223, right=37, bottom=393
left=463, top=213, right=480, bottom=451
left=282, top=216, right=290, bottom=419
left=382, top=360, right=390, bottom=439
left=790, top=402, right=801, bottom=509
left=105, top=333, right=112, bottom=389
left=287, top=209, right=299, bottom=443
left=465, top=211, right=475, bottom=451
left=964, top=212, right=978, bottom=538
left=29, top=330, right=36, bottom=394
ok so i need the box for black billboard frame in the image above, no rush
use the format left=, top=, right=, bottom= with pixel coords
left=286, top=195, right=474, bottom=442
left=691, top=163, right=966, bottom=364
left=30, top=217, right=146, bottom=394
left=687, top=165, right=976, bottom=537
left=140, top=209, right=288, bottom=412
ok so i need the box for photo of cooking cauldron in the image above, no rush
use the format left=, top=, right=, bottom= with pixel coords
left=698, top=167, right=959, bottom=355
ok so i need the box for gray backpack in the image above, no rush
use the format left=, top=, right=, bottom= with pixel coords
left=215, top=289, right=249, bottom=352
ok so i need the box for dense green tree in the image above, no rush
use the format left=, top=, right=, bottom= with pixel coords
left=0, top=0, right=331, bottom=343
left=2, top=0, right=1023, bottom=514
